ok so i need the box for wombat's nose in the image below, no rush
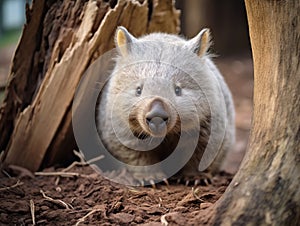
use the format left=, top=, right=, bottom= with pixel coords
left=146, top=100, right=169, bottom=136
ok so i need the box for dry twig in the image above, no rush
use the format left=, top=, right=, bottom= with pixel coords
left=63, top=150, right=104, bottom=172
left=75, top=209, right=99, bottom=226
left=158, top=197, right=163, bottom=208
left=192, top=187, right=205, bottom=202
left=75, top=205, right=106, bottom=226
left=35, top=171, right=81, bottom=177
left=30, top=199, right=36, bottom=225
left=0, top=180, right=23, bottom=191
left=161, top=213, right=169, bottom=226
left=54, top=150, right=104, bottom=185
left=35, top=169, right=91, bottom=186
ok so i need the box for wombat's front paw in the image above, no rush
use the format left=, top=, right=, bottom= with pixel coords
left=132, top=168, right=168, bottom=187
left=170, top=171, right=213, bottom=186
left=103, top=167, right=168, bottom=187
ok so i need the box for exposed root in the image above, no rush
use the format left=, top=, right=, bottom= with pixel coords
left=40, top=189, right=74, bottom=209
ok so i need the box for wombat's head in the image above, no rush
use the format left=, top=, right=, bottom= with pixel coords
left=107, top=26, right=212, bottom=138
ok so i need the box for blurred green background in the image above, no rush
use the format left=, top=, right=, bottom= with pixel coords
left=0, top=0, right=29, bottom=103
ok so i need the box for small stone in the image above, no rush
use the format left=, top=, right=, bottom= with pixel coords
left=111, top=212, right=135, bottom=224
left=40, top=205, right=50, bottom=211
left=86, top=199, right=95, bottom=206
left=173, top=206, right=188, bottom=213
left=200, top=202, right=213, bottom=209
left=135, top=216, right=144, bottom=223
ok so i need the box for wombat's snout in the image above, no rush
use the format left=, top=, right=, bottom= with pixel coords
left=145, top=100, right=169, bottom=137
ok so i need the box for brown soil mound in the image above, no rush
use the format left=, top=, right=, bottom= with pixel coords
left=0, top=56, right=253, bottom=225
left=0, top=166, right=232, bottom=225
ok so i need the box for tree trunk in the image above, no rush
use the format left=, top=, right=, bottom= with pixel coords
left=0, top=0, right=180, bottom=172
left=210, top=0, right=300, bottom=225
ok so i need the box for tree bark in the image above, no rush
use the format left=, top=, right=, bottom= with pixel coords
left=210, top=0, right=300, bottom=225
left=0, top=0, right=180, bottom=172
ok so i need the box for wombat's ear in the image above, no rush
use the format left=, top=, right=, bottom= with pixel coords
left=115, top=26, right=137, bottom=56
left=185, top=28, right=211, bottom=57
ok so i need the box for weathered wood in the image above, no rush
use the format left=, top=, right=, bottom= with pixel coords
left=0, top=0, right=180, bottom=171
left=210, top=0, right=300, bottom=225
left=0, top=0, right=47, bottom=153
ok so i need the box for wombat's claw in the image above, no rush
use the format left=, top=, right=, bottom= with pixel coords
left=171, top=171, right=213, bottom=186
left=149, top=179, right=156, bottom=188
left=191, top=178, right=210, bottom=186
left=135, top=178, right=161, bottom=188
left=194, top=179, right=200, bottom=186
left=139, top=180, right=145, bottom=187
left=203, top=178, right=211, bottom=186
left=136, top=179, right=156, bottom=188
left=163, top=178, right=169, bottom=186
left=133, top=170, right=167, bottom=187
left=185, top=180, right=190, bottom=186
left=184, top=178, right=210, bottom=186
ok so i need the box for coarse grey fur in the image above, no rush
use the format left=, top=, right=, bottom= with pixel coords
left=97, top=27, right=235, bottom=182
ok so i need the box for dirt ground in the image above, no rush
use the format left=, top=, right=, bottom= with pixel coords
left=1, top=166, right=233, bottom=226
left=0, top=47, right=253, bottom=225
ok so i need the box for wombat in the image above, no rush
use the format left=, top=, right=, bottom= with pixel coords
left=97, top=26, right=235, bottom=185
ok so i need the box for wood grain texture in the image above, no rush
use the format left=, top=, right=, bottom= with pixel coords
left=210, top=0, right=300, bottom=225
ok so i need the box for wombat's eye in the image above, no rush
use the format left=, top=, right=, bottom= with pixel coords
left=175, top=86, right=182, bottom=96
left=136, top=86, right=142, bottom=96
